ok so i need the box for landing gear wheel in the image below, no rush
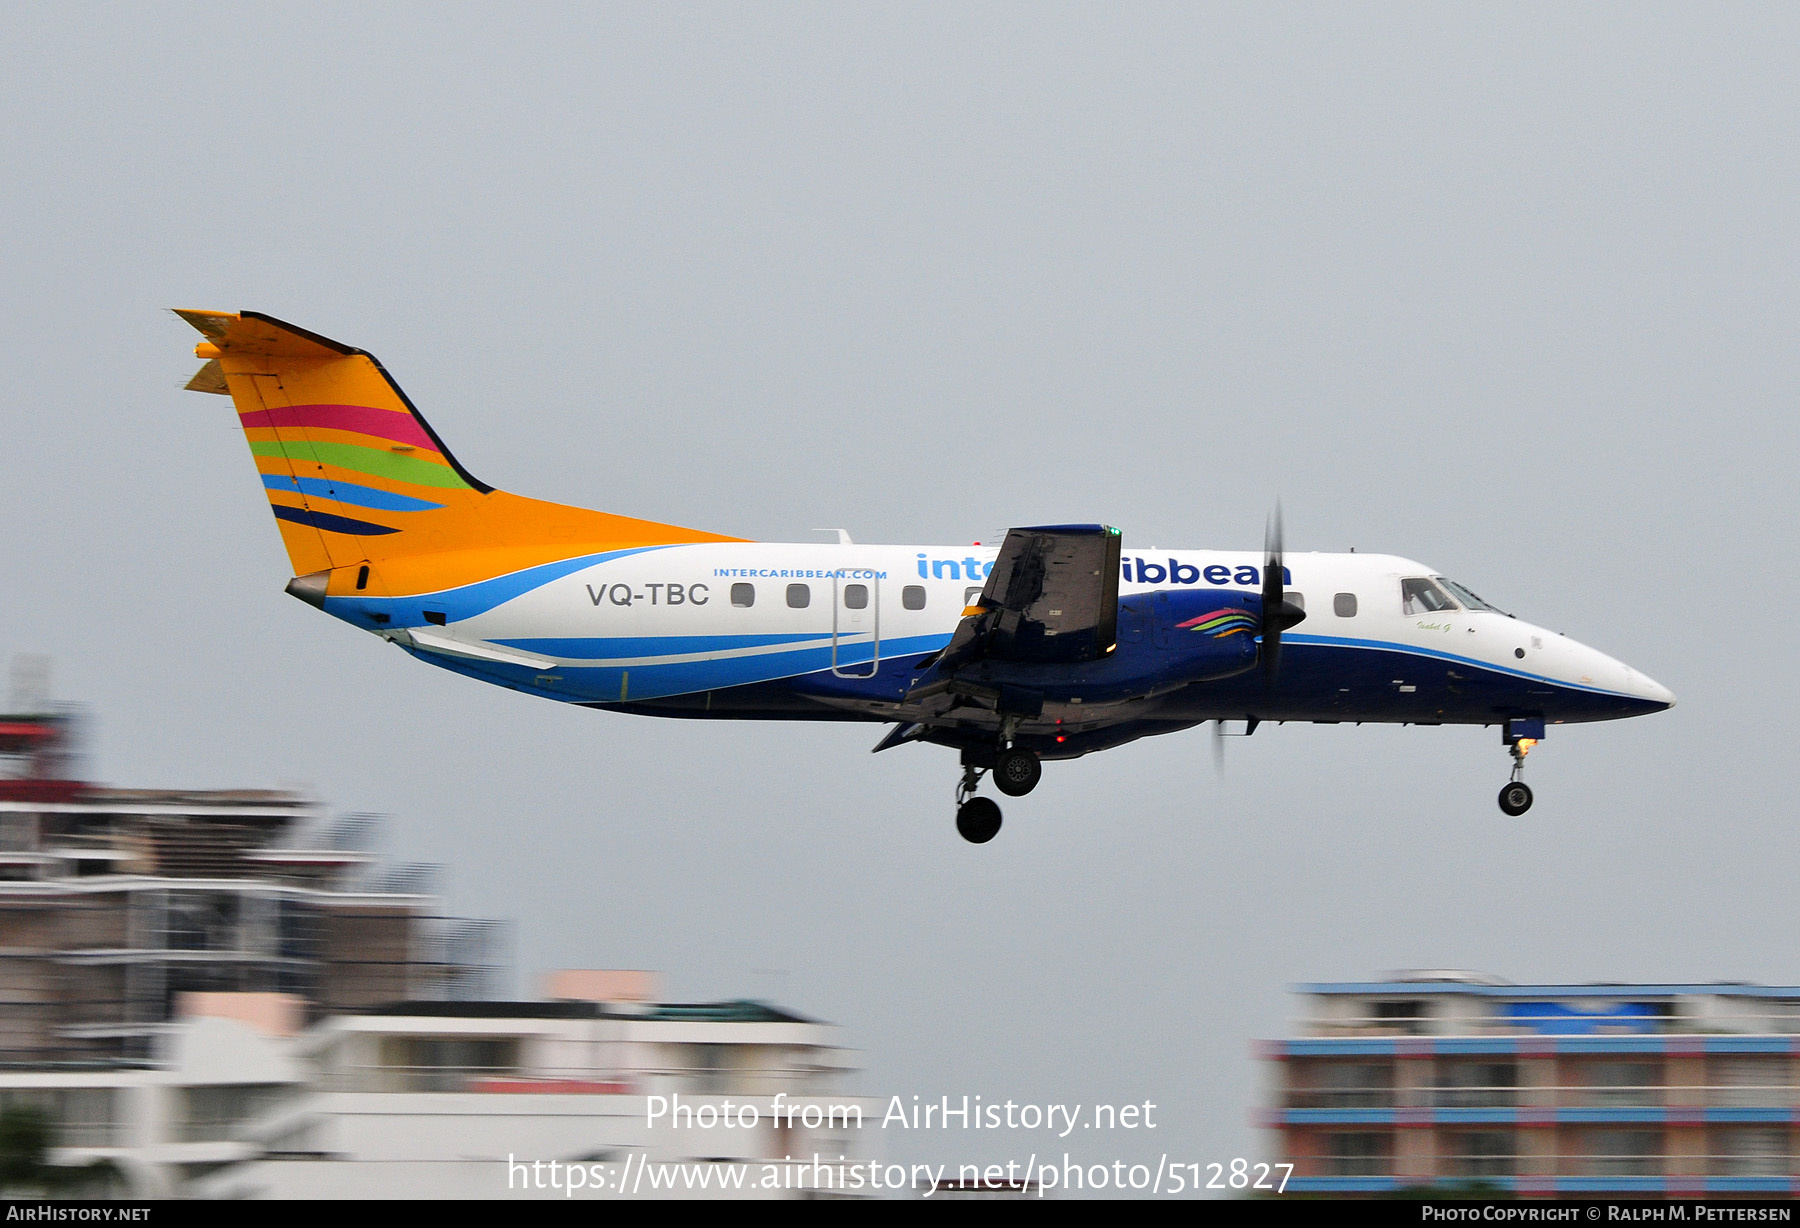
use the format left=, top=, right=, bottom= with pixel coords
left=993, top=748, right=1042, bottom=797
left=956, top=797, right=1003, bottom=844
left=1497, top=781, right=1534, bottom=817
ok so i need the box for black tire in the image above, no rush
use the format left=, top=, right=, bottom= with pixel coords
left=956, top=797, right=1003, bottom=844
left=1497, top=781, right=1534, bottom=817
left=993, top=748, right=1042, bottom=797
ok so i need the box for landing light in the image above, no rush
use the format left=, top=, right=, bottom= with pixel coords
left=1515, top=738, right=1538, bottom=757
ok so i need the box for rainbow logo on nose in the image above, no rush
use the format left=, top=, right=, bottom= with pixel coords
left=1179, top=609, right=1259, bottom=638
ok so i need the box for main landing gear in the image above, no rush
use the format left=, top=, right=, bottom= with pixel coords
left=993, top=747, right=1042, bottom=797
left=954, top=746, right=1042, bottom=843
left=1497, top=735, right=1536, bottom=817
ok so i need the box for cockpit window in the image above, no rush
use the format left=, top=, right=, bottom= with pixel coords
left=1435, top=577, right=1508, bottom=615
left=1401, top=577, right=1459, bottom=615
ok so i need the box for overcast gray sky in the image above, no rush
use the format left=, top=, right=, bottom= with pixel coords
left=3, top=2, right=1797, bottom=1190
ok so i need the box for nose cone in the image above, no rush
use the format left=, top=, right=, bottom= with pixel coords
left=1559, top=634, right=1675, bottom=719
left=1628, top=670, right=1676, bottom=711
left=1605, top=653, right=1674, bottom=716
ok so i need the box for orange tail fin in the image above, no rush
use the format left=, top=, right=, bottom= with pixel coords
left=177, top=310, right=742, bottom=599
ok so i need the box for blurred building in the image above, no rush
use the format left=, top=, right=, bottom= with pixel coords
left=0, top=977, right=872, bottom=1198
left=0, top=684, right=876, bottom=1197
left=0, top=708, right=505, bottom=1063
left=1262, top=973, right=1800, bottom=1196
left=192, top=977, right=876, bottom=1199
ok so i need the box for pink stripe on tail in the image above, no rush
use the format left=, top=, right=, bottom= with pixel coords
left=239, top=403, right=438, bottom=452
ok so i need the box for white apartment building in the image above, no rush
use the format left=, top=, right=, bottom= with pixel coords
left=3, top=976, right=877, bottom=1199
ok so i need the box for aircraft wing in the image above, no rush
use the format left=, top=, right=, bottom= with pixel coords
left=934, top=524, right=1122, bottom=672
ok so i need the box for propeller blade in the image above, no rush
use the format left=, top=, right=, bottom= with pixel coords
left=1261, top=504, right=1285, bottom=681
left=1259, top=503, right=1307, bottom=685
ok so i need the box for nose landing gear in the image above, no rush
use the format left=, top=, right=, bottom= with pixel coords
left=1498, top=778, right=1533, bottom=817
left=1497, top=734, right=1537, bottom=816
left=955, top=765, right=1002, bottom=844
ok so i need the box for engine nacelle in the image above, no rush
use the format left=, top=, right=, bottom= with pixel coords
left=969, top=588, right=1262, bottom=706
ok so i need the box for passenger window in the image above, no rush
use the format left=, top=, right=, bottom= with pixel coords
left=843, top=584, right=868, bottom=610
left=964, top=587, right=984, bottom=608
left=1334, top=593, right=1358, bottom=617
left=786, top=583, right=810, bottom=609
left=1286, top=592, right=1304, bottom=611
left=730, top=583, right=755, bottom=608
left=902, top=585, right=926, bottom=610
left=1401, top=577, right=1458, bottom=615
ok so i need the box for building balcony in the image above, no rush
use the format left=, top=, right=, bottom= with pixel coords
left=1278, top=1081, right=1800, bottom=1140
left=319, top=1062, right=847, bottom=1096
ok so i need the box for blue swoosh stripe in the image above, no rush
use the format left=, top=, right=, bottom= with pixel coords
left=264, top=473, right=444, bottom=512
left=495, top=634, right=828, bottom=659
left=323, top=546, right=672, bottom=625
left=407, top=631, right=954, bottom=701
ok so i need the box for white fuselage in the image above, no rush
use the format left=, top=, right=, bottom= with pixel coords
left=372, top=544, right=1672, bottom=723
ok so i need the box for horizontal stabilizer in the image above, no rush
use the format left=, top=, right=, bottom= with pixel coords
left=174, top=309, right=234, bottom=341
left=184, top=358, right=229, bottom=394
left=401, top=627, right=558, bottom=670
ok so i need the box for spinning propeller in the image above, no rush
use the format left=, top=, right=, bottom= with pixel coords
left=1259, top=502, right=1306, bottom=682
left=1216, top=504, right=1305, bottom=772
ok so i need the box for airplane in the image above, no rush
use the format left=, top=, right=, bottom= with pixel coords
left=175, top=309, right=1675, bottom=843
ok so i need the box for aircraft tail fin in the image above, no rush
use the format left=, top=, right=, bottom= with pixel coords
left=176, top=310, right=741, bottom=599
